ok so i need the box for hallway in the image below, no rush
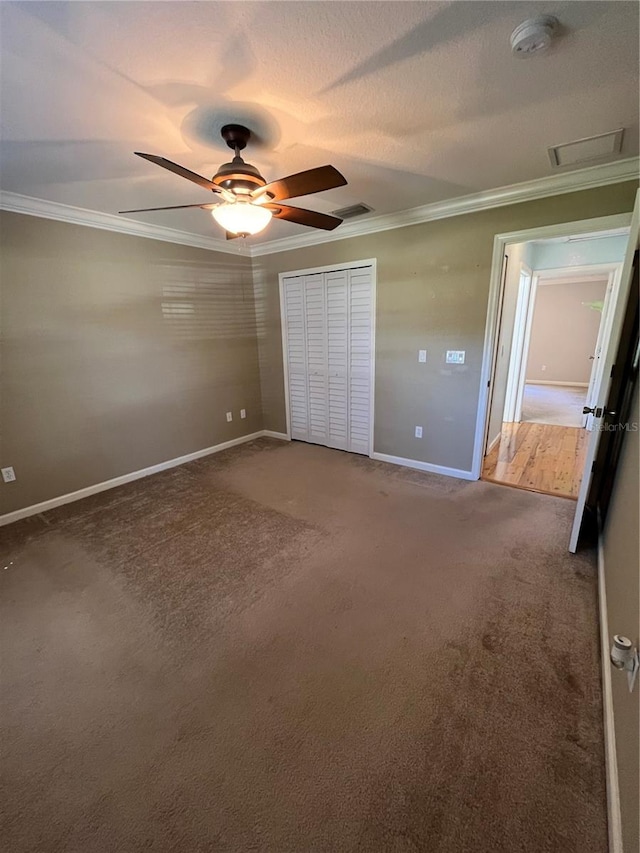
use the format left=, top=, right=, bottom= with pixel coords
left=482, top=422, right=589, bottom=499
left=521, top=384, right=588, bottom=428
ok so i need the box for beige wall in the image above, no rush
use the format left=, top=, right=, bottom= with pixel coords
left=253, top=181, right=638, bottom=472
left=602, top=382, right=639, bottom=853
left=1, top=180, right=637, bottom=515
left=526, top=279, right=608, bottom=384
left=0, top=212, right=261, bottom=514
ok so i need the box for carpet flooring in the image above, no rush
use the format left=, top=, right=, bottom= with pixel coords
left=0, top=439, right=606, bottom=852
left=521, top=384, right=588, bottom=428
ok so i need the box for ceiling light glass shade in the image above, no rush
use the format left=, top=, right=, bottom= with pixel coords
left=211, top=201, right=272, bottom=236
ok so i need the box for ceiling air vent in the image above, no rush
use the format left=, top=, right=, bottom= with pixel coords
left=548, top=129, right=624, bottom=168
left=331, top=202, right=373, bottom=219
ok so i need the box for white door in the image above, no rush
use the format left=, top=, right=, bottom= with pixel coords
left=283, top=275, right=310, bottom=442
left=503, top=266, right=534, bottom=423
left=304, top=273, right=329, bottom=445
left=326, top=269, right=349, bottom=451
left=570, top=191, right=639, bottom=551
left=582, top=270, right=620, bottom=430
left=282, top=264, right=374, bottom=456
left=348, top=267, right=374, bottom=455
left=513, top=272, right=538, bottom=423
left=283, top=272, right=328, bottom=445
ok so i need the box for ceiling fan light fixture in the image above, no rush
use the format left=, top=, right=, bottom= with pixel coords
left=211, top=200, right=272, bottom=236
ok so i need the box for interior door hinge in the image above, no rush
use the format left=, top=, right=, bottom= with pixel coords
left=591, top=461, right=597, bottom=475
left=610, top=363, right=616, bottom=379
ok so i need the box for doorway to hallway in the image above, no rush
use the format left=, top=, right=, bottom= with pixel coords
left=482, top=225, right=628, bottom=500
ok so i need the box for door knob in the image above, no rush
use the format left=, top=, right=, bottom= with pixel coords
left=583, top=406, right=617, bottom=418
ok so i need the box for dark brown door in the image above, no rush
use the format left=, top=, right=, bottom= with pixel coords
left=587, top=250, right=639, bottom=524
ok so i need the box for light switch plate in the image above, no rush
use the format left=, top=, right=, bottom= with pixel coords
left=240, top=409, right=246, bottom=419
left=415, top=426, right=423, bottom=438
left=446, top=350, right=465, bottom=365
left=1, top=466, right=16, bottom=483
left=418, top=349, right=427, bottom=363
left=226, top=412, right=233, bottom=422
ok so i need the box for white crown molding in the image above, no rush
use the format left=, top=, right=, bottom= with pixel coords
left=1, top=156, right=637, bottom=258
left=250, top=156, right=640, bottom=257
left=0, top=191, right=251, bottom=256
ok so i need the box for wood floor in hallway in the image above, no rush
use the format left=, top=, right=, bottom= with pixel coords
left=482, top=421, right=589, bottom=499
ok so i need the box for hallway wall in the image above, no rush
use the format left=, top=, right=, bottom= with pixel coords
left=486, top=242, right=530, bottom=447
left=526, top=279, right=608, bottom=384
left=530, top=234, right=628, bottom=269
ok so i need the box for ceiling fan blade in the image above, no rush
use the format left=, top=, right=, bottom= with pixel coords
left=135, top=152, right=223, bottom=193
left=265, top=203, right=342, bottom=231
left=119, top=202, right=217, bottom=214
left=253, top=165, right=347, bottom=202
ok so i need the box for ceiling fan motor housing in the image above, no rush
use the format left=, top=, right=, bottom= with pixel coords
left=213, top=124, right=267, bottom=193
left=212, top=156, right=266, bottom=193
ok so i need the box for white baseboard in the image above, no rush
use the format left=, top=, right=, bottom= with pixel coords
left=371, top=452, right=476, bottom=481
left=486, top=433, right=501, bottom=454
left=262, top=430, right=290, bottom=441
left=526, top=380, right=589, bottom=387
left=598, top=533, right=623, bottom=853
left=0, top=430, right=286, bottom=527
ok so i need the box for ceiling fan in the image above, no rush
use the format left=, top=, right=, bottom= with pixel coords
left=119, top=125, right=347, bottom=238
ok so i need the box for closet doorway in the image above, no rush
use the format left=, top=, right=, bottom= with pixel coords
left=279, top=260, right=376, bottom=456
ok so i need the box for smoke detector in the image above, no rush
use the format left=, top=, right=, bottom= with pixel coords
left=511, top=16, right=559, bottom=57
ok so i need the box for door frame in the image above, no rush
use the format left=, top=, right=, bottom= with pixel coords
left=472, top=213, right=631, bottom=479
left=278, top=258, right=377, bottom=456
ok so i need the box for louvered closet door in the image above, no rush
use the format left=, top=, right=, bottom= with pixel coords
left=283, top=276, right=309, bottom=441
left=348, top=267, right=373, bottom=455
left=304, top=273, right=329, bottom=444
left=325, top=270, right=349, bottom=450
left=283, top=265, right=373, bottom=455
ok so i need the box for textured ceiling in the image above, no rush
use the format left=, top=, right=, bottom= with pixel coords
left=1, top=1, right=638, bottom=244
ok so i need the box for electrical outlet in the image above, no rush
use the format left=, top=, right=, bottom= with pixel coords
left=226, top=412, right=233, bottom=422
left=1, top=466, right=16, bottom=483
left=240, top=409, right=246, bottom=419
left=415, top=426, right=423, bottom=438
left=445, top=350, right=465, bottom=365
left=541, top=364, right=546, bottom=371
left=418, top=349, right=427, bottom=363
